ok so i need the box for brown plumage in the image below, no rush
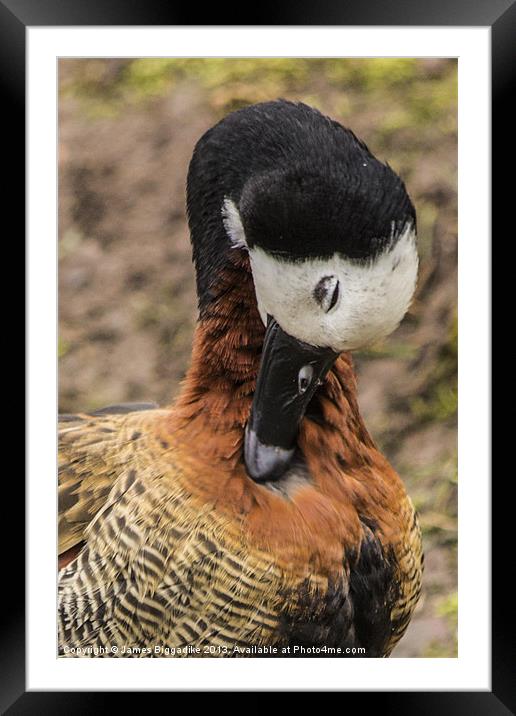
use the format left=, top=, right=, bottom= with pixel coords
left=59, top=249, right=423, bottom=657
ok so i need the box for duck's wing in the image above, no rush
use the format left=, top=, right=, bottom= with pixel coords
left=387, top=499, right=424, bottom=654
left=58, top=403, right=160, bottom=558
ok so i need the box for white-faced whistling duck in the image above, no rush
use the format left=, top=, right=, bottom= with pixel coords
left=59, top=99, right=423, bottom=658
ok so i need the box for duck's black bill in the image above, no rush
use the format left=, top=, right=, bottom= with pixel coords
left=244, top=317, right=338, bottom=482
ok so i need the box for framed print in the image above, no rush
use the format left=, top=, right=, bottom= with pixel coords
left=7, top=0, right=508, bottom=709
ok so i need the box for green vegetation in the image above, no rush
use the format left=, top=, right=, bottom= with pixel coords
left=60, top=58, right=457, bottom=133
left=58, top=337, right=70, bottom=358
left=424, top=591, right=458, bottom=657
left=411, top=313, right=458, bottom=423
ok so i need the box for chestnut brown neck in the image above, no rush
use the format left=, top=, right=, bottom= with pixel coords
left=167, top=251, right=262, bottom=460
left=168, top=249, right=375, bottom=472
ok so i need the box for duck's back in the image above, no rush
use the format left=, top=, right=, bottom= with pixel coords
left=58, top=407, right=333, bottom=657
left=58, top=405, right=422, bottom=658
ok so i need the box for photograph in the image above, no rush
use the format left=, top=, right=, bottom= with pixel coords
left=57, top=58, right=458, bottom=659
left=0, top=0, right=500, bottom=700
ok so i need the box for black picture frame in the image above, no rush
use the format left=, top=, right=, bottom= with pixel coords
left=7, top=0, right=507, bottom=710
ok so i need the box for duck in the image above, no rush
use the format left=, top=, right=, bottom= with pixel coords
left=58, top=99, right=423, bottom=658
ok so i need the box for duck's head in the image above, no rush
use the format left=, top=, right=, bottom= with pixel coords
left=188, top=101, right=418, bottom=482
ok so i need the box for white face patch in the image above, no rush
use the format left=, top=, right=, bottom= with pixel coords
left=220, top=198, right=418, bottom=351
left=249, top=224, right=418, bottom=351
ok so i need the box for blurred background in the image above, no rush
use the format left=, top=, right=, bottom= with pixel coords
left=58, top=58, right=457, bottom=657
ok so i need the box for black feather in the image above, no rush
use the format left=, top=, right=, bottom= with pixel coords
left=186, top=100, right=416, bottom=314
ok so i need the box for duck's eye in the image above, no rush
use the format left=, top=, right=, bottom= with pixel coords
left=298, top=365, right=314, bottom=395
left=313, top=275, right=340, bottom=313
